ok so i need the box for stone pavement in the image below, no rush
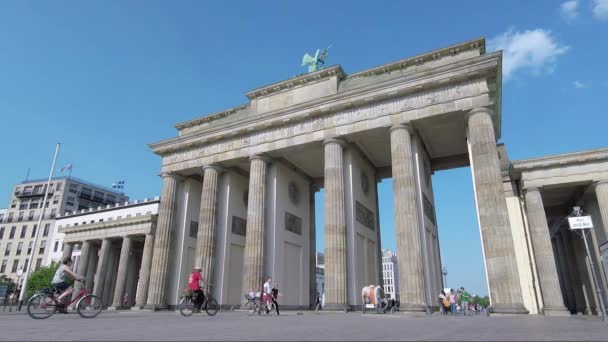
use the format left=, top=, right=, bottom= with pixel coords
left=0, top=310, right=606, bottom=341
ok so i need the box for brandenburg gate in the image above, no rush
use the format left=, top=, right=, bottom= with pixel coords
left=143, top=37, right=582, bottom=315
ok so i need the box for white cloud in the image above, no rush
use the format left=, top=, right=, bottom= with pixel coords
left=593, top=0, right=608, bottom=19
left=488, top=29, right=569, bottom=80
left=561, top=0, right=579, bottom=21
left=573, top=81, right=586, bottom=88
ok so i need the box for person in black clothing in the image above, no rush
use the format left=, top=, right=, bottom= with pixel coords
left=271, top=283, right=280, bottom=315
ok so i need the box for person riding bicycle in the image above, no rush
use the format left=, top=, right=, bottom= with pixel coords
left=51, top=257, right=84, bottom=313
left=262, top=276, right=273, bottom=313
left=188, top=266, right=205, bottom=312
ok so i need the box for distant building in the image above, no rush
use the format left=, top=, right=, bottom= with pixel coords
left=0, top=176, right=128, bottom=286
left=382, top=249, right=399, bottom=300
left=316, top=252, right=324, bottom=298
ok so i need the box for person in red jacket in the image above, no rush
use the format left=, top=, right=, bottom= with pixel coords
left=188, top=266, right=204, bottom=312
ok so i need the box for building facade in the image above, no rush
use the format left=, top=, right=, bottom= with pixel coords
left=57, top=198, right=159, bottom=309
left=0, top=177, right=128, bottom=286
left=382, top=249, right=399, bottom=300
left=316, top=252, right=325, bottom=300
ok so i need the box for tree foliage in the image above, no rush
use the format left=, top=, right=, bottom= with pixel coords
left=0, top=275, right=17, bottom=294
left=471, top=295, right=490, bottom=307
left=25, top=262, right=59, bottom=299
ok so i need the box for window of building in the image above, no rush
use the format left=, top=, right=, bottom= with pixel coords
left=27, top=241, right=33, bottom=255
left=20, top=225, right=26, bottom=238
left=44, top=201, right=49, bottom=208
left=78, top=205, right=88, bottom=211
left=0, top=214, right=4, bottom=222
left=189, top=221, right=199, bottom=238
left=27, top=210, right=34, bottom=221
left=80, top=187, right=92, bottom=199
left=53, top=241, right=59, bottom=253
left=69, top=183, right=78, bottom=194
left=43, top=223, right=50, bottom=237
left=56, top=183, right=62, bottom=191
left=11, top=259, right=18, bottom=273
left=10, top=200, right=16, bottom=209
left=7, top=213, right=13, bottom=222
left=39, top=240, right=46, bottom=254
left=31, top=224, right=37, bottom=238
left=35, top=258, right=42, bottom=270
left=0, top=227, right=4, bottom=239
left=23, top=258, right=29, bottom=272
left=106, top=195, right=116, bottom=205
left=16, top=242, right=23, bottom=256
left=93, top=191, right=104, bottom=203
left=17, top=212, right=23, bottom=222
left=66, top=196, right=75, bottom=206
left=19, top=201, right=28, bottom=210
left=0, top=260, right=6, bottom=273
left=29, top=201, right=39, bottom=209
left=33, top=185, right=43, bottom=195
left=50, top=209, right=57, bottom=218
left=9, top=226, right=16, bottom=239
left=52, top=196, right=59, bottom=204
left=3, top=243, right=10, bottom=256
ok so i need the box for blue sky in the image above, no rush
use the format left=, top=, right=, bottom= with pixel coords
left=1, top=1, right=607, bottom=296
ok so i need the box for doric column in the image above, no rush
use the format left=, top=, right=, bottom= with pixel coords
left=135, top=233, right=155, bottom=308
left=323, top=138, right=348, bottom=311
left=241, top=155, right=269, bottom=298
left=72, top=241, right=91, bottom=300
left=195, top=165, right=221, bottom=283
left=93, top=239, right=111, bottom=299
left=524, top=188, right=570, bottom=316
left=61, top=243, right=74, bottom=261
left=309, top=184, right=318, bottom=308
left=111, top=236, right=132, bottom=309
left=595, top=181, right=608, bottom=239
left=146, top=172, right=180, bottom=309
left=466, top=108, right=527, bottom=314
left=390, top=124, right=426, bottom=312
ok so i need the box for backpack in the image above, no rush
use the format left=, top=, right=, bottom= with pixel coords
left=443, top=298, right=450, bottom=308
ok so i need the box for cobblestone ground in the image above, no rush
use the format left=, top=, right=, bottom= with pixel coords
left=0, top=310, right=606, bottom=341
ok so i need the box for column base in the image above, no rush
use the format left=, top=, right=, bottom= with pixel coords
left=143, top=304, right=168, bottom=311
left=491, top=303, right=529, bottom=315
left=107, top=306, right=130, bottom=311
left=543, top=306, right=571, bottom=317
left=323, top=303, right=349, bottom=312
left=130, top=305, right=145, bottom=311
left=400, top=303, right=427, bottom=313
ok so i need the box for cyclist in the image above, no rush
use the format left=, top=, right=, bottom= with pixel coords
left=188, top=266, right=205, bottom=312
left=262, top=276, right=273, bottom=313
left=51, top=257, right=84, bottom=313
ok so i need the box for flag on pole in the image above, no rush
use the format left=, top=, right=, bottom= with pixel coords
left=59, top=164, right=72, bottom=172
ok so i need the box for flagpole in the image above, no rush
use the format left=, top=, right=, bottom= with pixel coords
left=18, top=143, right=60, bottom=308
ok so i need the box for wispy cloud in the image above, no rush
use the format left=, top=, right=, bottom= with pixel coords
left=593, top=0, right=608, bottom=19
left=488, top=29, right=569, bottom=80
left=573, top=81, right=587, bottom=88
left=561, top=0, right=579, bottom=21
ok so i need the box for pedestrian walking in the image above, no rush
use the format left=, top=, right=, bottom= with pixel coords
left=460, top=287, right=470, bottom=316
left=439, top=291, right=449, bottom=315
left=449, top=289, right=457, bottom=315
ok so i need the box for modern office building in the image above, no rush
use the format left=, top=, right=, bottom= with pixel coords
left=382, top=249, right=399, bottom=300
left=0, top=176, right=128, bottom=286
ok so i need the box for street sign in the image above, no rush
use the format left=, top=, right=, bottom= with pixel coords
left=568, top=216, right=594, bottom=230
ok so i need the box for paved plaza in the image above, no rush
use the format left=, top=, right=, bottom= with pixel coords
left=0, top=310, right=606, bottom=341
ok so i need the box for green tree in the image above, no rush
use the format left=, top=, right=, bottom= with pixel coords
left=24, top=262, right=59, bottom=299
left=0, top=275, right=17, bottom=296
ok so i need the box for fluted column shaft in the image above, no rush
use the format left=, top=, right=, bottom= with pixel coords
left=112, top=237, right=132, bottom=308
left=390, top=124, right=426, bottom=311
left=323, top=139, right=347, bottom=310
left=135, top=233, right=155, bottom=307
left=466, top=108, right=527, bottom=314
left=146, top=173, right=180, bottom=308
left=61, top=243, right=74, bottom=261
left=241, top=156, right=269, bottom=296
left=93, top=239, right=111, bottom=299
left=72, top=241, right=91, bottom=300
left=524, top=188, right=569, bottom=316
left=195, top=166, right=221, bottom=283
left=595, top=181, right=608, bottom=240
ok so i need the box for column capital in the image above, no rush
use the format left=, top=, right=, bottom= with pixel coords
left=594, top=180, right=608, bottom=188
left=389, top=123, right=415, bottom=135
left=249, top=154, right=272, bottom=163
left=322, top=137, right=347, bottom=147
left=202, top=164, right=224, bottom=173
left=465, top=107, right=495, bottom=122
left=159, top=172, right=184, bottom=182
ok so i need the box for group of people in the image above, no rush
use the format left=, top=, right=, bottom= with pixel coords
left=438, top=287, right=482, bottom=316
left=247, top=276, right=280, bottom=315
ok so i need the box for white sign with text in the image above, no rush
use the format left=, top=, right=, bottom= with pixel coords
left=568, top=216, right=594, bottom=230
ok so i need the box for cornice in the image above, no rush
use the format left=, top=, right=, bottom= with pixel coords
left=512, top=147, right=608, bottom=171
left=58, top=214, right=156, bottom=235
left=175, top=103, right=249, bottom=131
left=245, top=65, right=346, bottom=100
left=149, top=50, right=499, bottom=156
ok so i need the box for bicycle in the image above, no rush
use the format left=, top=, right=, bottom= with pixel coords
left=26, top=280, right=103, bottom=319
left=179, top=283, right=218, bottom=317
left=245, top=293, right=276, bottom=316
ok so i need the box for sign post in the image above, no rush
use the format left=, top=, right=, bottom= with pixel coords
left=568, top=207, right=606, bottom=322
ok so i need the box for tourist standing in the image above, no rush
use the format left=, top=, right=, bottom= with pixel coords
left=449, top=289, right=457, bottom=315
left=438, top=291, right=448, bottom=315
left=459, top=287, right=470, bottom=316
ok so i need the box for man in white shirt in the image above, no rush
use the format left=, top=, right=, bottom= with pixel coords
left=263, top=277, right=272, bottom=312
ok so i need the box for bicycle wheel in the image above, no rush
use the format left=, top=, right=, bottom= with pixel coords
left=246, top=301, right=256, bottom=316
left=27, top=293, right=57, bottom=319
left=267, top=302, right=277, bottom=316
left=76, top=294, right=103, bottom=318
left=179, top=297, right=194, bottom=317
left=204, top=298, right=219, bottom=316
